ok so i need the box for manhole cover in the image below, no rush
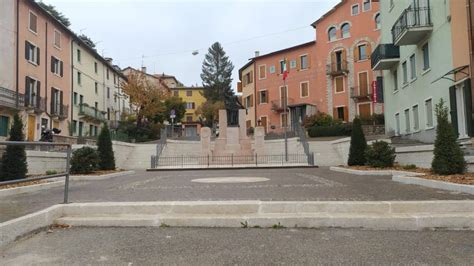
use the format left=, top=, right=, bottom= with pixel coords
left=191, top=177, right=270, bottom=183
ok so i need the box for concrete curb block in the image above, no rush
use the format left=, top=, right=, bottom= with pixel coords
left=2, top=200, right=474, bottom=247
left=148, top=166, right=318, bottom=171
left=330, top=166, right=474, bottom=195
left=393, top=175, right=474, bottom=195
left=0, top=181, right=64, bottom=198
left=70, top=170, right=135, bottom=181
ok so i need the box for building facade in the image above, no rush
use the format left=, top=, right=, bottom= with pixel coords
left=312, top=0, right=382, bottom=122
left=372, top=0, right=473, bottom=142
left=238, top=60, right=256, bottom=130
left=171, top=86, right=206, bottom=137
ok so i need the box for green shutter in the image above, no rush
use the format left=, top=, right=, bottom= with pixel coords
left=0, top=116, right=9, bottom=137
left=449, top=86, right=459, bottom=136
left=463, top=79, right=473, bottom=137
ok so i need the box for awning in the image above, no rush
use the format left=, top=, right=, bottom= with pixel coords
left=431, top=65, right=470, bottom=84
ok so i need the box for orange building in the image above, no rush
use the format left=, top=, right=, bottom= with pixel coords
left=17, top=0, right=72, bottom=140
left=311, top=0, right=382, bottom=122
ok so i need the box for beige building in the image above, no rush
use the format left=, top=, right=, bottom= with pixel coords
left=154, top=73, right=181, bottom=88
left=122, top=67, right=171, bottom=95
left=238, top=60, right=256, bottom=130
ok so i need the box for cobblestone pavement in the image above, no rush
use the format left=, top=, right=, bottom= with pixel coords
left=1, top=167, right=473, bottom=222
left=2, top=227, right=473, bottom=265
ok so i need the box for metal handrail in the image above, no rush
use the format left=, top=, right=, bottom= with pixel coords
left=0, top=141, right=72, bottom=203
left=371, top=44, right=400, bottom=68
left=295, top=123, right=314, bottom=165
left=392, top=7, right=432, bottom=43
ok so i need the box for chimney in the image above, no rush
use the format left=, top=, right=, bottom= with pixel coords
left=141, top=66, right=147, bottom=73
left=254, top=51, right=260, bottom=57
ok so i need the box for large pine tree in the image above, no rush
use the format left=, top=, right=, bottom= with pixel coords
left=200, top=42, right=236, bottom=108
left=0, top=113, right=28, bottom=181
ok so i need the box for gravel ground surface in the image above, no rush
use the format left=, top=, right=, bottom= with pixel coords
left=2, top=227, right=473, bottom=265
left=1, top=167, right=473, bottom=222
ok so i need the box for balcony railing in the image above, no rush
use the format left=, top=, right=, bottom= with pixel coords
left=392, top=7, right=432, bottom=46
left=371, top=44, right=400, bottom=70
left=271, top=98, right=295, bottom=112
left=51, top=103, right=69, bottom=119
left=24, top=94, right=46, bottom=113
left=79, top=103, right=106, bottom=122
left=326, top=60, right=349, bottom=76
left=350, top=87, right=372, bottom=102
left=0, top=87, right=24, bottom=109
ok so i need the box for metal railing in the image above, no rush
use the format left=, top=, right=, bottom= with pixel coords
left=271, top=98, right=294, bottom=112
left=24, top=95, right=46, bottom=112
left=392, top=7, right=432, bottom=44
left=371, top=43, right=400, bottom=69
left=295, top=123, right=314, bottom=165
left=51, top=103, right=69, bottom=119
left=151, top=153, right=313, bottom=168
left=79, top=104, right=106, bottom=122
left=0, top=87, right=24, bottom=109
left=350, top=86, right=372, bottom=99
left=0, top=141, right=71, bottom=203
left=326, top=59, right=349, bottom=76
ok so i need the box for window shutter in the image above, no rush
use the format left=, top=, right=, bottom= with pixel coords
left=51, top=87, right=54, bottom=113
left=343, top=107, right=349, bottom=122
left=257, top=91, right=260, bottom=104
left=237, top=82, right=242, bottom=93
left=60, top=91, right=64, bottom=116
left=60, top=61, right=64, bottom=77
left=307, top=54, right=311, bottom=68
left=192, top=102, right=195, bottom=109
left=330, top=52, right=336, bottom=71
left=249, top=71, right=253, bottom=83
left=37, top=47, right=40, bottom=65
left=25, top=77, right=30, bottom=105
left=36, top=80, right=41, bottom=107
left=333, top=108, right=337, bottom=119
left=354, top=46, right=360, bottom=62
left=463, top=79, right=473, bottom=136
left=25, top=41, right=29, bottom=60
left=296, top=57, right=301, bottom=70
left=250, top=94, right=254, bottom=107
left=366, top=43, right=372, bottom=59
left=449, top=86, right=458, bottom=135
left=341, top=49, right=347, bottom=63
left=51, top=57, right=55, bottom=73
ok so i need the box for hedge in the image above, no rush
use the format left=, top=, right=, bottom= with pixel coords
left=307, top=124, right=352, bottom=137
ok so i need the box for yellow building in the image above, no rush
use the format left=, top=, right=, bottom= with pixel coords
left=171, top=86, right=206, bottom=136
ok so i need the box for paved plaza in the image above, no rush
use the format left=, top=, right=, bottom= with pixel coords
left=2, top=227, right=473, bottom=265
left=1, top=167, right=473, bottom=223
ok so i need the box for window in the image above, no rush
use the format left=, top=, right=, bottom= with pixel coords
left=106, top=69, right=109, bottom=80
left=395, top=113, right=400, bottom=135
left=259, top=90, right=268, bottom=104
left=73, top=92, right=78, bottom=105
left=410, top=54, right=416, bottom=80
left=402, top=62, right=408, bottom=84
left=186, top=90, right=192, bottom=97
left=244, top=71, right=253, bottom=85
left=405, top=109, right=411, bottom=133
left=77, top=72, right=82, bottom=85
left=300, top=55, right=308, bottom=70
left=107, top=87, right=110, bottom=98
left=114, top=74, right=117, bottom=85
left=335, top=76, right=344, bottom=93
left=72, top=120, right=77, bottom=134
left=341, top=23, right=350, bottom=38
left=78, top=121, right=83, bottom=136
left=77, top=49, right=81, bottom=62
left=95, top=83, right=98, bottom=94
left=351, top=4, right=359, bottom=15
left=51, top=57, right=63, bottom=76
left=107, top=108, right=110, bottom=120
left=245, top=96, right=252, bottom=108
left=259, top=65, right=266, bottom=79
left=328, top=27, right=337, bottom=42
left=413, top=105, right=419, bottom=131
left=422, top=43, right=430, bottom=71
left=25, top=41, right=40, bottom=65
left=269, top=65, right=276, bottom=73
left=51, top=88, right=62, bottom=115
left=94, top=62, right=98, bottom=74
left=89, top=125, right=94, bottom=136
left=358, top=44, right=367, bottom=61
left=173, top=90, right=179, bottom=97
left=290, top=60, right=297, bottom=69
left=279, top=60, right=286, bottom=74
left=79, top=95, right=83, bottom=105
left=0, top=116, right=9, bottom=137
left=336, top=107, right=345, bottom=121
left=186, top=115, right=193, bottom=122
left=25, top=77, right=39, bottom=107
left=375, top=13, right=381, bottom=29
left=300, top=82, right=309, bottom=98
left=186, top=102, right=195, bottom=109
left=363, top=0, right=371, bottom=12
left=54, top=30, right=61, bottom=48
left=425, top=99, right=433, bottom=127
left=29, top=11, right=37, bottom=33
left=393, top=70, right=399, bottom=92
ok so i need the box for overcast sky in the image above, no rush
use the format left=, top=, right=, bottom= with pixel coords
left=44, top=0, right=339, bottom=89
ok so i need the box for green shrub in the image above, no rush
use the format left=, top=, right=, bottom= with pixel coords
left=307, top=124, right=352, bottom=137
left=0, top=113, right=28, bottom=181
left=70, top=147, right=99, bottom=174
left=45, top=170, right=58, bottom=175
left=347, top=117, right=367, bottom=166
left=303, top=112, right=341, bottom=128
left=97, top=123, right=115, bottom=170
left=432, top=99, right=466, bottom=175
left=402, top=164, right=417, bottom=170
left=365, top=141, right=396, bottom=168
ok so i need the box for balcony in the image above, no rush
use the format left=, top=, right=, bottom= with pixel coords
left=271, top=98, right=294, bottom=112
left=79, top=103, right=106, bottom=123
left=392, top=6, right=432, bottom=46
left=350, top=87, right=372, bottom=102
left=51, top=103, right=69, bottom=120
left=0, top=87, right=24, bottom=110
left=326, top=60, right=349, bottom=77
left=24, top=94, right=46, bottom=113
left=371, top=44, right=400, bottom=70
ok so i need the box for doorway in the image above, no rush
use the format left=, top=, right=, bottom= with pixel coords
left=456, top=84, right=469, bottom=138
left=27, top=115, right=35, bottom=141
left=358, top=103, right=371, bottom=119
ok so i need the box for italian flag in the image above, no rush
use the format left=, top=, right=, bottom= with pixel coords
left=283, top=58, right=289, bottom=81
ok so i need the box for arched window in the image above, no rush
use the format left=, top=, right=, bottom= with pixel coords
left=341, top=23, right=350, bottom=38
left=375, top=13, right=381, bottom=30
left=328, top=27, right=337, bottom=42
